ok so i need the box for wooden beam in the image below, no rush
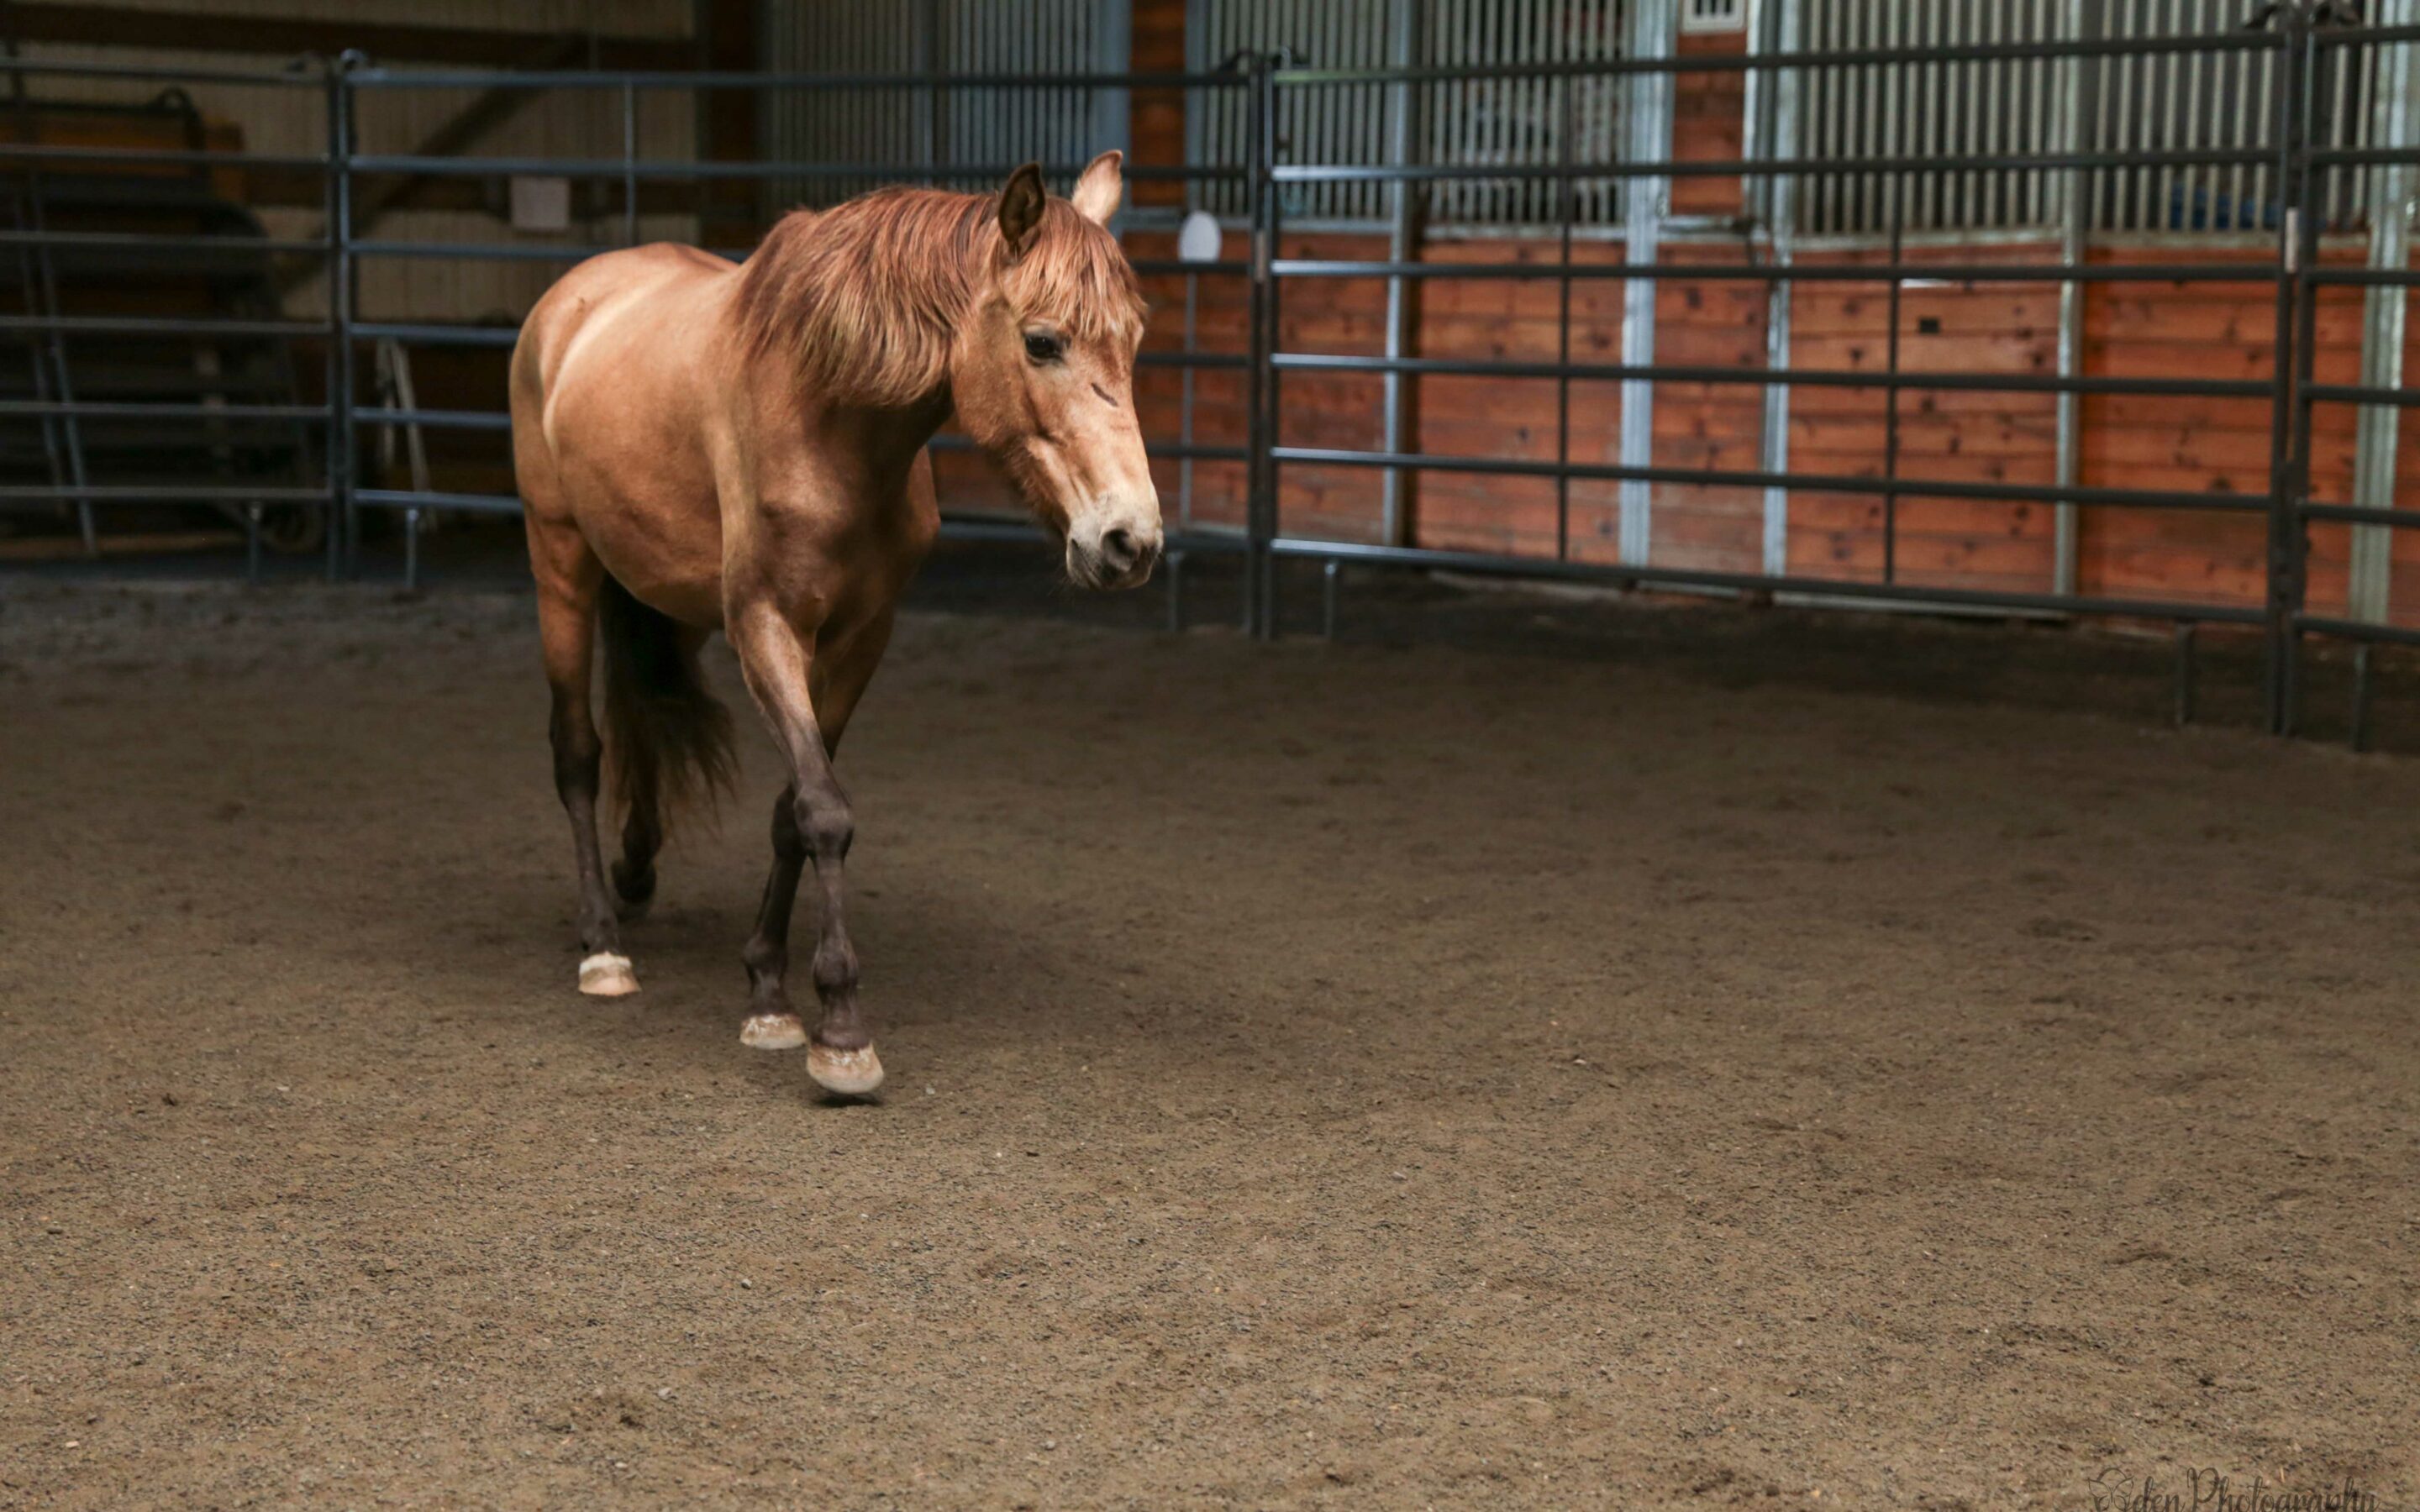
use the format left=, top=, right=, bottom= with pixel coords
left=2, top=3, right=693, bottom=70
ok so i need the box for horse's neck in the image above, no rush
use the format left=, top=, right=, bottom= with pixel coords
left=802, top=392, right=953, bottom=496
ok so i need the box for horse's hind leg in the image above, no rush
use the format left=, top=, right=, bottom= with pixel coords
left=532, top=529, right=638, bottom=997
left=606, top=620, right=713, bottom=920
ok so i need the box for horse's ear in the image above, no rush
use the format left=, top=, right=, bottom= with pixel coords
left=997, top=162, right=1046, bottom=261
left=1070, top=150, right=1123, bottom=226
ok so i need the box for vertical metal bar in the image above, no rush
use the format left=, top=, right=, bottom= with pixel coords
left=327, top=58, right=356, bottom=582
left=1555, top=68, right=1574, bottom=563
left=2267, top=9, right=2314, bottom=735
left=2174, top=621, right=2199, bottom=727
left=2349, top=643, right=2375, bottom=751
left=2117, top=2, right=2144, bottom=229
left=2054, top=0, right=2086, bottom=599
left=1320, top=559, right=1340, bottom=640
left=1758, top=0, right=1800, bottom=579
left=1916, top=0, right=1936, bottom=233
left=1967, top=0, right=1985, bottom=228
left=2180, top=0, right=2207, bottom=228
left=2094, top=2, right=2117, bottom=234
left=2351, top=4, right=2415, bottom=625
left=2286, top=20, right=2326, bottom=739
left=1244, top=53, right=1273, bottom=638
left=2157, top=0, right=2181, bottom=228
left=1883, top=169, right=1904, bottom=587
left=1179, top=270, right=1197, bottom=532
left=1618, top=0, right=1672, bottom=569
left=622, top=80, right=639, bottom=247
left=1813, top=0, right=1836, bottom=236
left=1260, top=54, right=1284, bottom=639
left=2031, top=0, right=2050, bottom=225
left=1381, top=0, right=1422, bottom=548
left=2255, top=24, right=2279, bottom=228
left=2223, top=0, right=2244, bottom=218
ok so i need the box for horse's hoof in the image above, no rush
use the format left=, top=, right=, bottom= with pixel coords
left=808, top=1041, right=884, bottom=1096
left=577, top=952, right=639, bottom=997
left=740, top=1012, right=807, bottom=1051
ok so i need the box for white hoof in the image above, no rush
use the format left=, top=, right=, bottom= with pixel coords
left=808, top=1042, right=884, bottom=1096
left=577, top=952, right=639, bottom=997
left=740, top=1012, right=807, bottom=1051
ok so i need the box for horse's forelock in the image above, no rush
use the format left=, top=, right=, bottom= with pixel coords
left=1001, top=201, right=1148, bottom=350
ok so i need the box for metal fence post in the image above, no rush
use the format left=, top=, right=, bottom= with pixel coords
left=2266, top=6, right=2314, bottom=737
left=327, top=54, right=360, bottom=580
left=1244, top=51, right=1276, bottom=639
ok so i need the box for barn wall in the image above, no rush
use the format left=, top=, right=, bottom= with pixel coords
left=1076, top=0, right=2420, bottom=631
left=24, top=0, right=2411, bottom=627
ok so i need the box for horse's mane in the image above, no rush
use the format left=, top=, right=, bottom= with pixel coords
left=732, top=185, right=1145, bottom=409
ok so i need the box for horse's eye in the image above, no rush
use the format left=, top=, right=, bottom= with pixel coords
left=1023, top=332, right=1065, bottom=365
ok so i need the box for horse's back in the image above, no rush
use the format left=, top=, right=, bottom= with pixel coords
left=513, top=244, right=739, bottom=624
left=514, top=244, right=734, bottom=448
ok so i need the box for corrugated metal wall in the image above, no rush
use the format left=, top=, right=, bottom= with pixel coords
left=1187, top=0, right=1628, bottom=228
left=760, top=0, right=1128, bottom=208
left=1792, top=0, right=2381, bottom=239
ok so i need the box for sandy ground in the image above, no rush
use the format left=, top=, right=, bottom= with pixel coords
left=2, top=576, right=2416, bottom=1509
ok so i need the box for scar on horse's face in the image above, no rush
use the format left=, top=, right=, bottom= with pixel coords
left=955, top=152, right=1164, bottom=594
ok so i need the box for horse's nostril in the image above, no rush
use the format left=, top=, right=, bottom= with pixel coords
left=1102, top=527, right=1138, bottom=570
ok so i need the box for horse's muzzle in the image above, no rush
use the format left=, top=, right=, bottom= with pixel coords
left=1068, top=520, right=1162, bottom=591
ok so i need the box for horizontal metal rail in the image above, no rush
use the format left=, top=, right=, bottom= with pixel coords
left=1270, top=446, right=2271, bottom=515
left=0, top=143, right=329, bottom=171
left=0, top=400, right=331, bottom=422
left=2294, top=615, right=2420, bottom=648
left=345, top=67, right=1255, bottom=91
left=1270, top=351, right=2275, bottom=399
left=366, top=408, right=512, bottom=432
left=1271, top=29, right=2284, bottom=87
left=342, top=154, right=1244, bottom=182
left=352, top=487, right=520, bottom=516
left=0, top=484, right=328, bottom=503
left=2301, top=502, right=2420, bottom=526
left=1272, top=146, right=2279, bottom=185
left=1268, top=538, right=2269, bottom=626
left=0, top=229, right=329, bottom=260
left=1272, top=259, right=2284, bottom=284
left=0, top=56, right=327, bottom=86
left=0, top=312, right=326, bottom=339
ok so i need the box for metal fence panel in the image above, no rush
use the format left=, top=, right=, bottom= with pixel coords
left=16, top=8, right=2420, bottom=743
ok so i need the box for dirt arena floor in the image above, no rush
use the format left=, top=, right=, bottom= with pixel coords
left=3, top=567, right=2417, bottom=1509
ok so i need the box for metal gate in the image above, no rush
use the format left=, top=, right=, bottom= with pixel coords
left=1, top=2, right=2415, bottom=741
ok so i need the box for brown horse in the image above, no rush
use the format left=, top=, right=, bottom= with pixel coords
left=509, top=154, right=1158, bottom=1095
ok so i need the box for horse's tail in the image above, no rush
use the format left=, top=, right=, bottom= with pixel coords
left=597, top=574, right=735, bottom=839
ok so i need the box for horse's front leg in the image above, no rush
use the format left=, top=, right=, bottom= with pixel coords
left=727, top=599, right=881, bottom=1095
